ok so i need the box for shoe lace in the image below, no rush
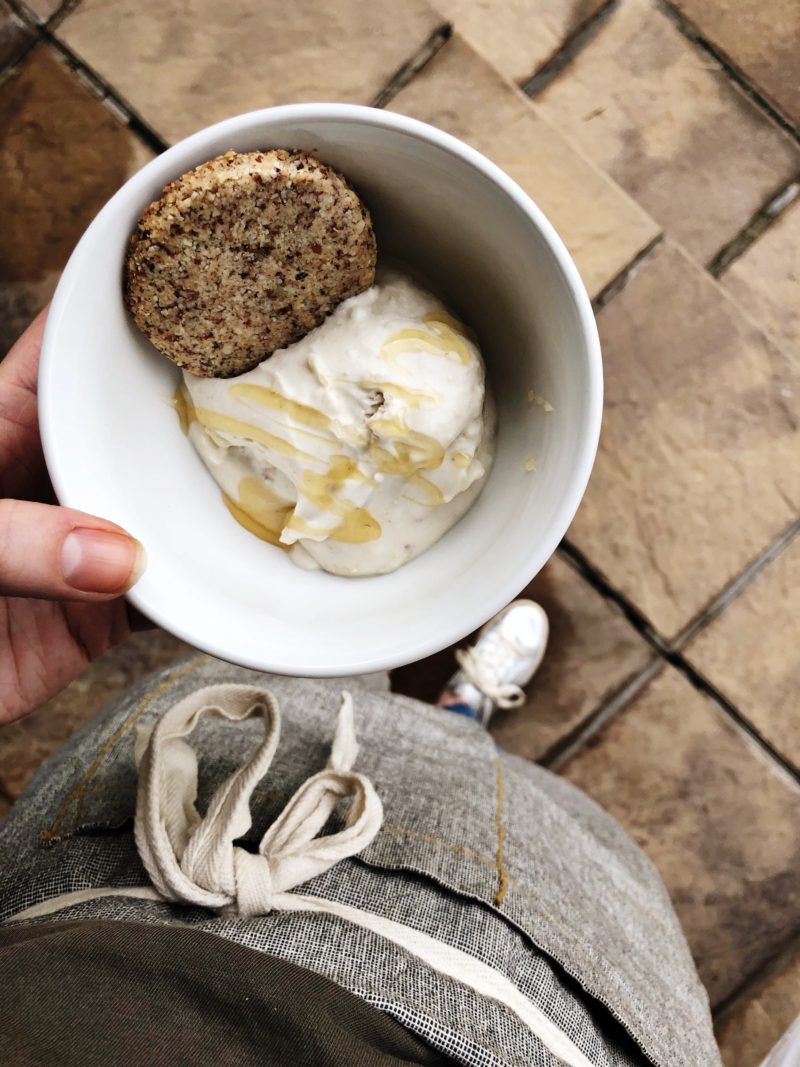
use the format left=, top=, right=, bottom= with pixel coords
left=454, top=646, right=526, bottom=709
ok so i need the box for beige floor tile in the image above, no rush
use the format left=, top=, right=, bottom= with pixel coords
left=687, top=534, right=800, bottom=769
left=392, top=554, right=653, bottom=761
left=432, top=0, right=606, bottom=83
left=388, top=33, right=659, bottom=298
left=536, top=0, right=800, bottom=263
left=569, top=239, right=800, bottom=639
left=671, top=0, right=800, bottom=130
left=0, top=630, right=193, bottom=799
left=716, top=954, right=800, bottom=1067
left=562, top=666, right=800, bottom=1005
left=722, top=198, right=800, bottom=355
left=0, top=45, right=153, bottom=354
left=491, top=556, right=654, bottom=759
left=57, top=0, right=444, bottom=144
left=0, top=0, right=36, bottom=74
left=20, top=0, right=63, bottom=22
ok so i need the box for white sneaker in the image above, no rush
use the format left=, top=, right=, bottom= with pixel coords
left=447, top=600, right=549, bottom=726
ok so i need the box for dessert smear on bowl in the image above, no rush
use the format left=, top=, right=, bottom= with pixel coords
left=124, top=149, right=495, bottom=577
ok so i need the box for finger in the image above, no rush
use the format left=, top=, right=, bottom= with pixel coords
left=0, top=500, right=146, bottom=601
left=0, top=308, right=49, bottom=497
left=2, top=304, right=47, bottom=382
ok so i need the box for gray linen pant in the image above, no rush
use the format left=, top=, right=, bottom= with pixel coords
left=0, top=654, right=721, bottom=1067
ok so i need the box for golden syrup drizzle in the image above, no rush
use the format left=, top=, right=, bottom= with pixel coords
left=357, top=379, right=439, bottom=409
left=452, top=451, right=471, bottom=469
left=229, top=383, right=332, bottom=430
left=174, top=383, right=318, bottom=460
left=368, top=417, right=445, bottom=475
left=404, top=473, right=444, bottom=508
left=224, top=478, right=294, bottom=549
left=193, top=407, right=318, bottom=462
left=381, top=312, right=473, bottom=367
left=176, top=384, right=378, bottom=545
left=173, top=384, right=195, bottom=434
left=288, top=455, right=380, bottom=544
left=424, top=310, right=476, bottom=340
left=230, top=381, right=364, bottom=449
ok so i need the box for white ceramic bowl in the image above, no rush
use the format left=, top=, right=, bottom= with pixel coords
left=40, top=104, right=602, bottom=677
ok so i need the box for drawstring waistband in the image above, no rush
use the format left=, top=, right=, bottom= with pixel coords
left=8, top=685, right=594, bottom=1067
left=133, top=684, right=381, bottom=917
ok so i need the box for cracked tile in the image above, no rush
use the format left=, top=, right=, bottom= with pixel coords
left=0, top=45, right=153, bottom=354
left=716, top=954, right=800, bottom=1067
left=432, top=0, right=607, bottom=83
left=562, top=666, right=800, bottom=1005
left=670, top=0, right=800, bottom=129
left=392, top=554, right=653, bottom=762
left=569, top=239, right=800, bottom=639
left=536, top=0, right=800, bottom=263
left=0, top=630, right=192, bottom=799
left=388, top=33, right=660, bottom=298
left=687, top=533, right=800, bottom=770
left=722, top=196, right=800, bottom=355
left=57, top=0, right=444, bottom=144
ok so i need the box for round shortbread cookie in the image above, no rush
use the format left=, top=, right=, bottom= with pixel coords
left=124, top=149, right=377, bottom=377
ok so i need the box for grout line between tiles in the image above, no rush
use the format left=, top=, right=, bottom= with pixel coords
left=708, top=178, right=800, bottom=277
left=558, top=540, right=670, bottom=654
left=370, top=22, right=452, bottom=109
left=38, top=0, right=79, bottom=31
left=673, top=518, right=800, bottom=648
left=658, top=0, right=800, bottom=147
left=557, top=533, right=800, bottom=782
left=542, top=657, right=663, bottom=772
left=669, top=655, right=800, bottom=784
left=521, top=0, right=620, bottom=99
left=590, top=233, right=664, bottom=310
left=0, top=4, right=38, bottom=80
left=15, top=0, right=76, bottom=28
left=4, top=0, right=168, bottom=154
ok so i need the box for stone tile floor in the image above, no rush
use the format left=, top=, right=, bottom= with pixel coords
left=0, top=0, right=798, bottom=1061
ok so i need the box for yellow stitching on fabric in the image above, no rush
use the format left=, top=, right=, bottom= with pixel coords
left=382, top=823, right=495, bottom=868
left=42, top=654, right=207, bottom=843
left=494, top=758, right=509, bottom=907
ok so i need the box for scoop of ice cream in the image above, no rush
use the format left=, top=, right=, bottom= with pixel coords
left=179, top=269, right=494, bottom=576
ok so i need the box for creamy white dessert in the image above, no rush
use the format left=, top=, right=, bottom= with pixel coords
left=177, top=269, right=494, bottom=576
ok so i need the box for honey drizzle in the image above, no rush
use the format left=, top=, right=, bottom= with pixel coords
left=229, top=383, right=332, bottom=430
left=174, top=362, right=462, bottom=549
left=224, top=478, right=294, bottom=549
left=288, top=456, right=380, bottom=544
left=381, top=312, right=473, bottom=367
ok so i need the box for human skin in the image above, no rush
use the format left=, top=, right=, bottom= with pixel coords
left=0, top=310, right=146, bottom=725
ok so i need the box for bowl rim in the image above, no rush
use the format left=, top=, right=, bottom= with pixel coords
left=39, top=102, right=603, bottom=676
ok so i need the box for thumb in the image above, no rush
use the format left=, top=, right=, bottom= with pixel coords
left=0, top=500, right=146, bottom=601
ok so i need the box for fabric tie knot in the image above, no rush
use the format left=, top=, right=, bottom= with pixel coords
left=133, top=684, right=383, bottom=918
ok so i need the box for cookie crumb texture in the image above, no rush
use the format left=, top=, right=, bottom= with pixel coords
left=124, top=150, right=377, bottom=377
